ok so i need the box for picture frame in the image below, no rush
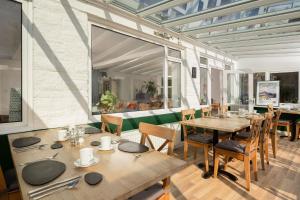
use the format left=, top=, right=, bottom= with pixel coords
left=256, top=81, right=280, bottom=106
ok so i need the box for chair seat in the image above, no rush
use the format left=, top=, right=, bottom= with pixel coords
left=4, top=169, right=19, bottom=192
left=215, top=140, right=246, bottom=154
left=188, top=134, right=213, bottom=144
left=129, top=183, right=164, bottom=200
left=235, top=131, right=251, bottom=140
left=277, top=120, right=291, bottom=126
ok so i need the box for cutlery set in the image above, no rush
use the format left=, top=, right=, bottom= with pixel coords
left=13, top=144, right=47, bottom=153
left=19, top=152, right=59, bottom=166
left=28, top=176, right=81, bottom=200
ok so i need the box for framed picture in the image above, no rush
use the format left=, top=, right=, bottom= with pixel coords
left=256, top=81, right=280, bottom=106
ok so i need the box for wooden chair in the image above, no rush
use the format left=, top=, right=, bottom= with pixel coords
left=270, top=109, right=282, bottom=158
left=181, top=109, right=212, bottom=172
left=129, top=122, right=176, bottom=200
left=219, top=104, right=229, bottom=114
left=267, top=104, right=274, bottom=113
left=0, top=166, right=21, bottom=200
left=296, top=121, right=300, bottom=140
left=100, top=114, right=123, bottom=136
left=201, top=106, right=211, bottom=118
left=277, top=120, right=292, bottom=138
left=259, top=112, right=273, bottom=170
left=214, top=117, right=262, bottom=191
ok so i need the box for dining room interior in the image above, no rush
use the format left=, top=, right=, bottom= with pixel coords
left=0, top=0, right=300, bottom=200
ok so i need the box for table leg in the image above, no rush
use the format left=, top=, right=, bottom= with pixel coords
left=199, top=130, right=238, bottom=181
left=290, top=119, right=296, bottom=141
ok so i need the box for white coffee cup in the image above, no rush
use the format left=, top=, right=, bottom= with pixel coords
left=100, top=136, right=112, bottom=150
left=79, top=148, right=94, bottom=165
left=57, top=130, right=67, bottom=141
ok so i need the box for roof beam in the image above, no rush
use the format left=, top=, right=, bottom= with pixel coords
left=163, top=0, right=285, bottom=28
left=209, top=32, right=300, bottom=46
left=230, top=49, right=300, bottom=56
left=197, top=22, right=300, bottom=41
left=222, top=42, right=300, bottom=52
left=137, top=0, right=192, bottom=17
left=183, top=7, right=300, bottom=34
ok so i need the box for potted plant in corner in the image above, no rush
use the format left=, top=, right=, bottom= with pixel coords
left=97, top=91, right=117, bottom=113
left=144, top=80, right=158, bottom=98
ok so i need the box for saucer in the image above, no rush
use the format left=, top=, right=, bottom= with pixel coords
left=74, top=157, right=99, bottom=168
left=57, top=136, right=69, bottom=142
left=98, top=145, right=114, bottom=151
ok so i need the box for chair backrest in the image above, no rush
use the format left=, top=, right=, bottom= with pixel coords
left=201, top=107, right=211, bottom=118
left=101, top=114, right=123, bottom=136
left=219, top=105, right=228, bottom=114
left=271, top=109, right=282, bottom=135
left=139, top=122, right=176, bottom=155
left=246, top=117, right=263, bottom=153
left=181, top=109, right=196, bottom=121
left=267, top=104, right=274, bottom=113
left=261, top=112, right=273, bottom=139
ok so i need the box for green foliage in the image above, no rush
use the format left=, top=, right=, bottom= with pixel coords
left=99, top=91, right=117, bottom=113
left=143, top=80, right=158, bottom=97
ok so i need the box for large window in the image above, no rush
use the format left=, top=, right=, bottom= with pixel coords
left=0, top=0, right=22, bottom=124
left=253, top=72, right=265, bottom=102
left=239, top=74, right=249, bottom=105
left=200, top=68, right=208, bottom=105
left=227, top=73, right=235, bottom=104
left=91, top=25, right=181, bottom=114
left=270, top=72, right=299, bottom=103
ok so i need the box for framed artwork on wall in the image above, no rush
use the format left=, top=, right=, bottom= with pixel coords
left=256, top=81, right=280, bottom=106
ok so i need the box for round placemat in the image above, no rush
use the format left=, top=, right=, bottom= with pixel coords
left=118, top=141, right=149, bottom=153
left=22, top=160, right=66, bottom=186
left=12, top=137, right=41, bottom=148
left=84, top=172, right=103, bottom=185
left=51, top=143, right=63, bottom=149
left=90, top=141, right=100, bottom=146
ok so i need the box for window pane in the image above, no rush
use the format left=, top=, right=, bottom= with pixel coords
left=227, top=73, right=235, bottom=104
left=200, top=68, right=208, bottom=105
left=91, top=25, right=165, bottom=114
left=239, top=74, right=249, bottom=105
left=168, top=48, right=181, bottom=59
left=0, top=0, right=22, bottom=124
left=168, top=61, right=181, bottom=108
left=253, top=73, right=265, bottom=102
left=270, top=72, right=299, bottom=103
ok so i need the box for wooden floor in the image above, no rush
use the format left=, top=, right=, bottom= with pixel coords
left=170, top=137, right=300, bottom=200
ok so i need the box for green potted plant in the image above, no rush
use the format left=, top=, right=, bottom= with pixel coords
left=143, top=80, right=158, bottom=98
left=97, top=91, right=117, bottom=113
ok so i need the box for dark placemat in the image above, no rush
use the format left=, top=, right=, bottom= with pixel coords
left=12, top=137, right=41, bottom=148
left=51, top=143, right=63, bottom=149
left=85, top=127, right=102, bottom=134
left=22, top=160, right=66, bottom=186
left=84, top=172, right=103, bottom=185
left=118, top=141, right=149, bottom=153
left=90, top=141, right=100, bottom=146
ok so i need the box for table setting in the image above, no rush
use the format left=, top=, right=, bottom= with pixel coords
left=7, top=125, right=185, bottom=200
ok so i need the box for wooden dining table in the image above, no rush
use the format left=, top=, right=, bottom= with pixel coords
left=181, top=116, right=250, bottom=180
left=8, top=129, right=187, bottom=200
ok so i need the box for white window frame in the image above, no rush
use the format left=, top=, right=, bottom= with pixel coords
left=0, top=0, right=33, bottom=134
left=87, top=21, right=183, bottom=122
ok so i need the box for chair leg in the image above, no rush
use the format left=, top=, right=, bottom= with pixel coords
left=271, top=133, right=277, bottom=158
left=213, top=152, right=219, bottom=178
left=264, top=138, right=269, bottom=165
left=252, top=153, right=258, bottom=181
left=184, top=141, right=188, bottom=160
left=287, top=125, right=291, bottom=138
left=224, top=155, right=229, bottom=171
left=296, top=124, right=300, bottom=139
left=259, top=141, right=265, bottom=170
left=244, top=156, right=251, bottom=191
left=194, top=147, right=198, bottom=160
left=203, top=145, right=209, bottom=173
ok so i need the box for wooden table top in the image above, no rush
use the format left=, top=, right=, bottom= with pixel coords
left=180, top=117, right=250, bottom=132
left=8, top=129, right=186, bottom=200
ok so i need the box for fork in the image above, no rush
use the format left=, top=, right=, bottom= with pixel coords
left=14, top=144, right=47, bottom=153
